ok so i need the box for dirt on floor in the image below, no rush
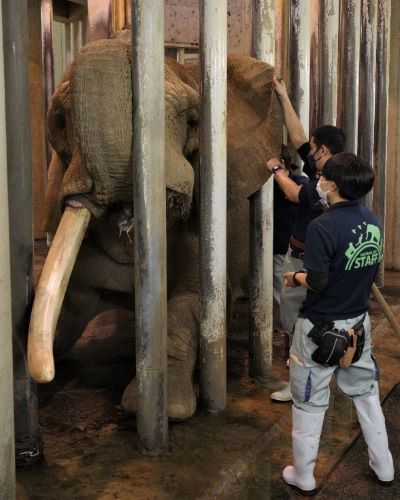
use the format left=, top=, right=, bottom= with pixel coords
left=16, top=251, right=400, bottom=499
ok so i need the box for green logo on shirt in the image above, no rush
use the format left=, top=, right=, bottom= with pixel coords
left=344, top=222, right=382, bottom=270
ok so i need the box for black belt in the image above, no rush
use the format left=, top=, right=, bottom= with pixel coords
left=291, top=249, right=304, bottom=260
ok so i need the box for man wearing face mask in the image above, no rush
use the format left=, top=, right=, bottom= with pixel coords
left=281, top=153, right=393, bottom=494
left=265, top=77, right=346, bottom=402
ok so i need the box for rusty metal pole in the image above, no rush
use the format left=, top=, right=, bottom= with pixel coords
left=199, top=0, right=227, bottom=412
left=289, top=0, right=311, bottom=165
left=249, top=0, right=275, bottom=381
left=2, top=0, right=41, bottom=466
left=373, top=0, right=391, bottom=287
left=358, top=0, right=377, bottom=208
left=319, top=0, right=340, bottom=125
left=337, top=0, right=361, bottom=153
left=0, top=4, right=15, bottom=497
left=131, top=0, right=168, bottom=455
left=87, top=0, right=112, bottom=41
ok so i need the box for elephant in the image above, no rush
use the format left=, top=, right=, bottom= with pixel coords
left=27, top=29, right=282, bottom=421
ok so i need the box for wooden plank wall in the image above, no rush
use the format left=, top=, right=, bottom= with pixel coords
left=28, top=0, right=47, bottom=239
left=116, top=0, right=252, bottom=53
left=386, top=0, right=400, bottom=269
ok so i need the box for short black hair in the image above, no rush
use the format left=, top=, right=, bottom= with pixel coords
left=311, top=125, right=346, bottom=154
left=322, top=153, right=374, bottom=200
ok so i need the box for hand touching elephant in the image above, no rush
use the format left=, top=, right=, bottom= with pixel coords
left=28, top=29, right=282, bottom=421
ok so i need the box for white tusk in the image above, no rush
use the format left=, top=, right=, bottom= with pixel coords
left=28, top=206, right=91, bottom=383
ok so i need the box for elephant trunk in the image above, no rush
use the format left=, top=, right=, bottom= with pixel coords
left=28, top=206, right=91, bottom=383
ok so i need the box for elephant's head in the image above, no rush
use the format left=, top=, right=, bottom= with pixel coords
left=44, top=33, right=199, bottom=235
left=29, top=32, right=200, bottom=383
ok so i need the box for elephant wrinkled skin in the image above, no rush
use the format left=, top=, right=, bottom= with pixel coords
left=28, top=30, right=282, bottom=421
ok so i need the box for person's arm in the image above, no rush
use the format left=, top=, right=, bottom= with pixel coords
left=284, top=270, right=329, bottom=292
left=266, top=157, right=302, bottom=203
left=273, top=77, right=308, bottom=150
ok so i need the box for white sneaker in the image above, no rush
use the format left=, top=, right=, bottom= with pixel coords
left=271, top=383, right=292, bottom=402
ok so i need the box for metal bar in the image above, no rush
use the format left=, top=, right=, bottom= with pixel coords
left=112, top=0, right=126, bottom=32
left=131, top=0, right=168, bottom=456
left=319, top=0, right=340, bottom=125
left=337, top=0, right=361, bottom=153
left=289, top=0, right=311, bottom=143
left=373, top=0, right=391, bottom=287
left=249, top=0, right=275, bottom=381
left=309, top=0, right=320, bottom=133
left=2, top=0, right=40, bottom=466
left=199, top=0, right=227, bottom=412
left=87, top=0, right=112, bottom=41
left=358, top=0, right=377, bottom=208
left=0, top=3, right=15, bottom=496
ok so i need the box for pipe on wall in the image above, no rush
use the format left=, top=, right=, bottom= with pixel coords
left=132, top=0, right=168, bottom=455
left=199, top=0, right=227, bottom=413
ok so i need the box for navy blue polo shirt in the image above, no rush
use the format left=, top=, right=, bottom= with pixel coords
left=274, top=172, right=305, bottom=254
left=301, top=200, right=382, bottom=322
left=290, top=142, right=324, bottom=246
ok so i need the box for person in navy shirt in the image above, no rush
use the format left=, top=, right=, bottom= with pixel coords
left=266, top=76, right=346, bottom=402
left=281, top=153, right=394, bottom=494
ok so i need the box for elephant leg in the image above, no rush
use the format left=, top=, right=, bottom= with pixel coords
left=122, top=292, right=199, bottom=421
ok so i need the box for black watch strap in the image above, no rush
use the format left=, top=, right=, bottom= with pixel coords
left=272, top=165, right=283, bottom=174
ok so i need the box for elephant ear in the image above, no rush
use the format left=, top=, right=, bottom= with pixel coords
left=47, top=66, right=74, bottom=165
left=226, top=54, right=283, bottom=200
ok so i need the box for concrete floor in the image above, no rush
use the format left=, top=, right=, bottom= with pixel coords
left=16, top=243, right=400, bottom=499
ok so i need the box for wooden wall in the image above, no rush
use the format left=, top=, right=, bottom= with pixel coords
left=28, top=0, right=47, bottom=239
left=385, top=0, right=400, bottom=269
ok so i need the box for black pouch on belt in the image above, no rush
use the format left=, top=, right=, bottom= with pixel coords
left=308, top=319, right=350, bottom=367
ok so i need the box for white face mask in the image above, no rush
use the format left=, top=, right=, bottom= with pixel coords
left=316, top=180, right=333, bottom=204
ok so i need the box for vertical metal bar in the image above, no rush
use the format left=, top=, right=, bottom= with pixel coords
left=87, top=0, right=112, bottom=41
left=249, top=0, right=274, bottom=381
left=373, top=0, right=391, bottom=286
left=337, top=0, right=361, bottom=153
left=112, top=0, right=126, bottom=32
left=0, top=3, right=15, bottom=497
left=199, top=0, right=227, bottom=412
left=358, top=0, right=377, bottom=208
left=132, top=0, right=168, bottom=456
left=289, top=0, right=311, bottom=143
left=2, top=0, right=40, bottom=466
left=319, top=0, right=339, bottom=125
left=309, top=0, right=320, bottom=133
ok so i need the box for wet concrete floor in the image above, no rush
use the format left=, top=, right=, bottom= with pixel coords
left=16, top=243, right=400, bottom=498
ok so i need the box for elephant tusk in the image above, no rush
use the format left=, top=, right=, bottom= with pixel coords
left=28, top=206, right=91, bottom=383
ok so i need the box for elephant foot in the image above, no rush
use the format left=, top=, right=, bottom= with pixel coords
left=121, top=372, right=196, bottom=422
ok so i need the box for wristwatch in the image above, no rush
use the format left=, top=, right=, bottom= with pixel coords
left=272, top=165, right=283, bottom=174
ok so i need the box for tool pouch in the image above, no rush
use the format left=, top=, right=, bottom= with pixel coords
left=308, top=314, right=366, bottom=367
left=308, top=320, right=350, bottom=367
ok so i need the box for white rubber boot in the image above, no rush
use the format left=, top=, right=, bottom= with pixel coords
left=283, top=406, right=325, bottom=494
left=271, top=382, right=292, bottom=402
left=354, top=394, right=394, bottom=484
